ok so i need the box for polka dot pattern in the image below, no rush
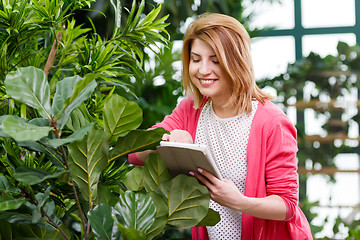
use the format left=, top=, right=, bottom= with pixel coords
left=195, top=100, right=258, bottom=240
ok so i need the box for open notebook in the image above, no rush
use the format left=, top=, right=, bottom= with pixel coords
left=157, top=141, right=223, bottom=179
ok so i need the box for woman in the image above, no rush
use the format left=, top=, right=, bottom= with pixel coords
left=129, top=13, right=312, bottom=240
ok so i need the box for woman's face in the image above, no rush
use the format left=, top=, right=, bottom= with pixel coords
left=189, top=38, right=231, bottom=105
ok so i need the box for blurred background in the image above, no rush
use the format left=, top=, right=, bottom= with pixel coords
left=76, top=0, right=360, bottom=239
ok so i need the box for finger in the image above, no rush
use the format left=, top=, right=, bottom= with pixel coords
left=162, top=134, right=170, bottom=141
left=197, top=168, right=219, bottom=184
left=189, top=171, right=212, bottom=189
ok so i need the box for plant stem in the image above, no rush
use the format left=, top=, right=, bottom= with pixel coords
left=42, top=208, right=69, bottom=240
left=44, top=26, right=64, bottom=76
left=84, top=202, right=93, bottom=240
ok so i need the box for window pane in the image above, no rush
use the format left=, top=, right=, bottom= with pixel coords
left=302, top=0, right=355, bottom=28
left=302, top=33, right=356, bottom=57
left=251, top=36, right=295, bottom=79
left=243, top=0, right=294, bottom=30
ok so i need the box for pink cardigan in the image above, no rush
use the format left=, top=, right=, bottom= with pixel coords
left=129, top=97, right=313, bottom=240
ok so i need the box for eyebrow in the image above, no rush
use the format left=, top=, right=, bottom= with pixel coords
left=190, top=52, right=217, bottom=58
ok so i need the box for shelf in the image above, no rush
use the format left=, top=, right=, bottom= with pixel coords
left=298, top=166, right=360, bottom=175
left=304, top=134, right=360, bottom=143
left=287, top=99, right=360, bottom=110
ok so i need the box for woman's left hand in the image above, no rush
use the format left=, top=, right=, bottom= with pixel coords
left=190, top=168, right=244, bottom=211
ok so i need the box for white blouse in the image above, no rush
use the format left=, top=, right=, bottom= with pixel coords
left=195, top=100, right=258, bottom=240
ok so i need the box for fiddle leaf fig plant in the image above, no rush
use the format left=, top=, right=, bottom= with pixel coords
left=0, top=0, right=220, bottom=239
left=0, top=65, right=219, bottom=239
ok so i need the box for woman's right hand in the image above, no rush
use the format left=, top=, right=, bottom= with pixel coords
left=162, top=129, right=193, bottom=143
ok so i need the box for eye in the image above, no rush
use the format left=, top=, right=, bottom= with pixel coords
left=191, top=58, right=200, bottom=63
left=213, top=60, right=219, bottom=64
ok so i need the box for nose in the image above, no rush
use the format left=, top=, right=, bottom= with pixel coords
left=199, top=61, right=211, bottom=75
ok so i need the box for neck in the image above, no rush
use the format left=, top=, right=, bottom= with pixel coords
left=211, top=101, right=239, bottom=119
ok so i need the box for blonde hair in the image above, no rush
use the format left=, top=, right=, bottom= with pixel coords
left=182, top=13, right=273, bottom=113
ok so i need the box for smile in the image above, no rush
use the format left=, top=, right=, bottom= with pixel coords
left=199, top=78, right=217, bottom=85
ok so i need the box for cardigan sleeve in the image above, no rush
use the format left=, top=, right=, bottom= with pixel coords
left=265, top=113, right=299, bottom=221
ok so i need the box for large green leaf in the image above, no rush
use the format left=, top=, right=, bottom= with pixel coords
left=114, top=191, right=156, bottom=233
left=109, top=128, right=167, bottom=162
left=143, top=153, right=171, bottom=192
left=103, top=94, right=142, bottom=144
left=1, top=116, right=53, bottom=142
left=145, top=192, right=168, bottom=240
left=195, top=208, right=221, bottom=227
left=52, top=75, right=82, bottom=118
left=68, top=129, right=109, bottom=203
left=14, top=167, right=67, bottom=185
left=0, top=196, right=27, bottom=211
left=52, top=74, right=97, bottom=130
left=123, top=167, right=144, bottom=191
left=157, top=175, right=210, bottom=228
left=115, top=223, right=145, bottom=240
left=65, top=103, right=93, bottom=131
left=47, top=122, right=95, bottom=147
left=4, top=66, right=52, bottom=118
left=97, top=183, right=120, bottom=207
left=87, top=203, right=116, bottom=240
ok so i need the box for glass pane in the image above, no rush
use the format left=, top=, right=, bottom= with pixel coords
left=302, top=33, right=356, bottom=57
left=251, top=36, right=295, bottom=79
left=243, top=0, right=294, bottom=30
left=307, top=154, right=359, bottom=238
left=302, top=0, right=355, bottom=28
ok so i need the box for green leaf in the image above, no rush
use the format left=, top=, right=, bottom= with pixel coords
left=0, top=220, right=12, bottom=240
left=145, top=192, right=167, bottom=240
left=52, top=75, right=82, bottom=118
left=47, top=122, right=95, bottom=147
left=87, top=203, right=115, bottom=240
left=195, top=208, right=221, bottom=227
left=0, top=175, right=21, bottom=195
left=14, top=167, right=67, bottom=185
left=0, top=115, right=11, bottom=138
left=143, top=153, right=171, bottom=192
left=157, top=175, right=210, bottom=228
left=97, top=183, right=119, bottom=207
left=1, top=116, right=53, bottom=142
left=17, top=141, right=64, bottom=167
left=109, top=128, right=168, bottom=162
left=116, top=223, right=146, bottom=240
left=114, top=191, right=156, bottom=233
left=103, top=95, right=142, bottom=144
left=4, top=66, right=52, bottom=118
left=68, top=129, right=109, bottom=203
left=0, top=212, right=56, bottom=231
left=65, top=103, right=93, bottom=131
left=53, top=74, right=97, bottom=130
left=26, top=188, right=62, bottom=226
left=123, top=167, right=144, bottom=191
left=0, top=196, right=27, bottom=211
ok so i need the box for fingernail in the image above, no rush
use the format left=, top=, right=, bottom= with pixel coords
left=189, top=171, right=194, bottom=176
left=197, top=168, right=203, bottom=173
